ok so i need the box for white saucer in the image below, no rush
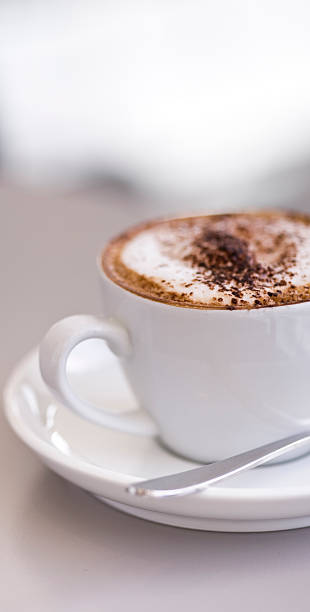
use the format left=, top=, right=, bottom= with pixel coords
left=4, top=340, right=310, bottom=532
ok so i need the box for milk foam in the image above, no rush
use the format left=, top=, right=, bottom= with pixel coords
left=119, top=214, right=310, bottom=308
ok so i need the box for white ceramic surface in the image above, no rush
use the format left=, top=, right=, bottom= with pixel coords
left=39, top=256, right=310, bottom=463
left=5, top=341, right=310, bottom=532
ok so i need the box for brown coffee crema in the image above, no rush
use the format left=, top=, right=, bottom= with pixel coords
left=102, top=212, right=310, bottom=309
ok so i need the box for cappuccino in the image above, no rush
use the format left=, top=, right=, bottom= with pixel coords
left=102, top=212, right=310, bottom=309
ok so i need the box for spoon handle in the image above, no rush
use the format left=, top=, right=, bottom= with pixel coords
left=127, top=431, right=310, bottom=498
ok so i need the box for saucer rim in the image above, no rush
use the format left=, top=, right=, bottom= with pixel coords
left=4, top=348, right=310, bottom=519
left=100, top=497, right=310, bottom=532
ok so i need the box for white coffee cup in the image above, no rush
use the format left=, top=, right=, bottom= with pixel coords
left=39, top=254, right=310, bottom=463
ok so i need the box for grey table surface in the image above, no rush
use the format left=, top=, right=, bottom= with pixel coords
left=1, top=182, right=310, bottom=611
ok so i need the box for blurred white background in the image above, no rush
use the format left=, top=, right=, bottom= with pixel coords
left=1, top=0, right=310, bottom=209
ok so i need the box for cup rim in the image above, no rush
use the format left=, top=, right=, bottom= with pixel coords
left=96, top=252, right=310, bottom=316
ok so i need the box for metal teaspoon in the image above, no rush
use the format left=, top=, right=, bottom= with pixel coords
left=127, top=431, right=310, bottom=498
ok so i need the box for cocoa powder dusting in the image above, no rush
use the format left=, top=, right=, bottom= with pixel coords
left=184, top=229, right=264, bottom=284
left=177, top=217, right=300, bottom=307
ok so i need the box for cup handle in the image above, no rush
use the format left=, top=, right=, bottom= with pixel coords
left=39, top=314, right=156, bottom=435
